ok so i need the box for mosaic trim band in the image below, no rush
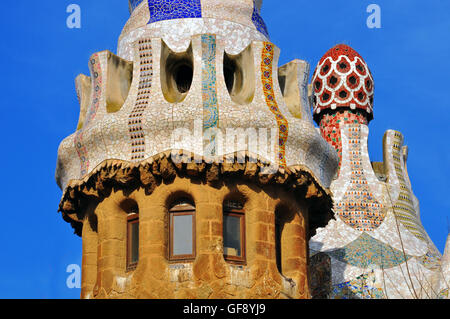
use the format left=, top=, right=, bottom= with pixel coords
left=261, top=43, right=288, bottom=168
left=85, top=54, right=103, bottom=126
left=74, top=131, right=89, bottom=178
left=128, top=39, right=153, bottom=161
left=74, top=53, right=103, bottom=177
left=201, top=34, right=219, bottom=156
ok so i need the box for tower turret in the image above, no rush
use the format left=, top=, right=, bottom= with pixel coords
left=309, top=45, right=443, bottom=299
left=56, top=0, right=339, bottom=299
left=311, top=44, right=374, bottom=167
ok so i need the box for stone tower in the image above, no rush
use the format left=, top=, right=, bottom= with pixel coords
left=56, top=0, right=339, bottom=299
left=308, top=44, right=446, bottom=299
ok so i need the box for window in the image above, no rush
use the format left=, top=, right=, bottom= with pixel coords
left=126, top=209, right=139, bottom=271
left=169, top=199, right=196, bottom=261
left=275, top=214, right=283, bottom=274
left=223, top=200, right=246, bottom=264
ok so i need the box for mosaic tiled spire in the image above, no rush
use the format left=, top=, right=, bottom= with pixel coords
left=312, top=45, right=374, bottom=169
left=309, top=46, right=443, bottom=300
left=438, top=235, right=450, bottom=298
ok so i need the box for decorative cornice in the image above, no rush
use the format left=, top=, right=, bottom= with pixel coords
left=59, top=150, right=334, bottom=236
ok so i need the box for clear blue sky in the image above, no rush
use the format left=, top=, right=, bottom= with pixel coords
left=0, top=0, right=448, bottom=299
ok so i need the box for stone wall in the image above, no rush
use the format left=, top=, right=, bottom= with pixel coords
left=80, top=175, right=311, bottom=299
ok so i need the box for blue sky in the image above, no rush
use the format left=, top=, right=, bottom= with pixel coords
left=0, top=0, right=448, bottom=299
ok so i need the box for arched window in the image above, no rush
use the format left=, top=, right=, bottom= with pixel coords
left=122, top=199, right=139, bottom=271
left=223, top=200, right=246, bottom=264
left=168, top=198, right=196, bottom=261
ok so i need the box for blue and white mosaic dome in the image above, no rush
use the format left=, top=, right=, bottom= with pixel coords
left=119, top=0, right=269, bottom=59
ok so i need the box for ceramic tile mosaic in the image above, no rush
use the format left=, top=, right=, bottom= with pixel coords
left=327, top=233, right=412, bottom=269
left=319, top=110, right=368, bottom=168
left=251, top=0, right=269, bottom=38
left=147, top=0, right=202, bottom=24
left=308, top=43, right=446, bottom=299
left=128, top=38, right=153, bottom=161
left=73, top=53, right=106, bottom=178
left=130, top=0, right=145, bottom=12
left=56, top=1, right=449, bottom=299
left=387, top=131, right=428, bottom=242
left=334, top=125, right=385, bottom=231
left=312, top=44, right=374, bottom=123
left=261, top=43, right=288, bottom=168
left=201, top=34, right=219, bottom=156
left=331, top=272, right=385, bottom=299
left=119, top=0, right=269, bottom=61
left=310, top=122, right=444, bottom=298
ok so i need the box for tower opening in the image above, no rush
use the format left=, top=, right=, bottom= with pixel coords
left=223, top=55, right=237, bottom=94
left=174, top=63, right=193, bottom=94
left=161, top=41, right=194, bottom=103
left=223, top=46, right=255, bottom=105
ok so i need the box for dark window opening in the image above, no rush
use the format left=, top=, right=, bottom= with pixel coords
left=224, top=55, right=237, bottom=94
left=223, top=200, right=246, bottom=264
left=174, top=63, right=193, bottom=93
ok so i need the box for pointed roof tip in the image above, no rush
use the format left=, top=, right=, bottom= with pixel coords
left=445, top=233, right=450, bottom=256
left=441, top=234, right=450, bottom=273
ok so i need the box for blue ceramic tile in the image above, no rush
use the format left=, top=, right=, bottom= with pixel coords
left=147, top=0, right=202, bottom=24
left=251, top=0, right=269, bottom=38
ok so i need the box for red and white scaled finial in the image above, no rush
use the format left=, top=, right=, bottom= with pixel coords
left=311, top=44, right=374, bottom=124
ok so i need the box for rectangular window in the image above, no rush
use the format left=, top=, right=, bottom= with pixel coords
left=223, top=207, right=245, bottom=264
left=169, top=203, right=196, bottom=261
left=127, top=214, right=139, bottom=271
